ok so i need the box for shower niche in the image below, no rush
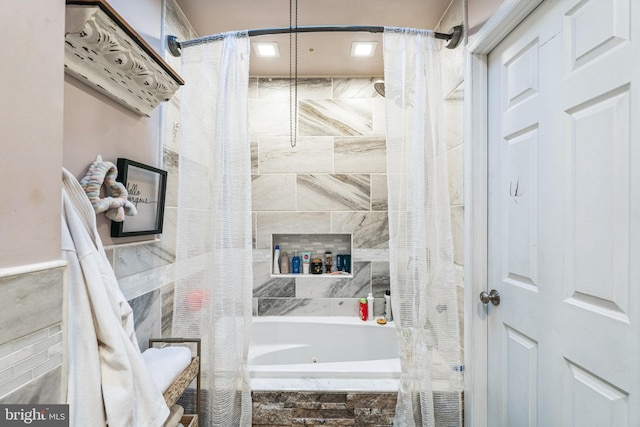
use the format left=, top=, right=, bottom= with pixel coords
left=271, top=234, right=352, bottom=278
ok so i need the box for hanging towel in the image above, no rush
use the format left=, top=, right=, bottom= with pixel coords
left=62, top=167, right=169, bottom=427
left=79, top=155, right=137, bottom=222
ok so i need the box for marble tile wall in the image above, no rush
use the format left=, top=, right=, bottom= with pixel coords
left=0, top=264, right=65, bottom=403
left=109, top=0, right=197, bottom=349
left=438, top=0, right=466, bottom=358
left=144, top=0, right=466, bottom=345
left=250, top=77, right=391, bottom=317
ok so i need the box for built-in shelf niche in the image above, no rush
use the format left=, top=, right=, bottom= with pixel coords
left=64, top=0, right=184, bottom=116
left=272, top=233, right=352, bottom=278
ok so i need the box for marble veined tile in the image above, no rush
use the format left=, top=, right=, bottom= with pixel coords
left=296, top=262, right=370, bottom=298
left=253, top=278, right=296, bottom=298
left=161, top=283, right=174, bottom=337
left=249, top=99, right=290, bottom=136
left=251, top=138, right=259, bottom=173
left=444, top=95, right=463, bottom=150
left=332, top=298, right=361, bottom=316
left=252, top=174, right=296, bottom=211
left=165, top=0, right=198, bottom=40
left=332, top=212, right=389, bottom=249
left=162, top=96, right=180, bottom=153
left=371, top=262, right=390, bottom=297
left=299, top=99, right=372, bottom=136
left=258, top=78, right=332, bottom=99
left=438, top=2, right=464, bottom=97
left=297, top=174, right=370, bottom=211
left=257, top=298, right=332, bottom=316
left=372, top=98, right=386, bottom=137
left=252, top=212, right=257, bottom=248
left=114, top=241, right=174, bottom=279
left=163, top=147, right=179, bottom=208
left=0, top=367, right=62, bottom=404
left=451, top=206, right=464, bottom=266
left=334, top=137, right=386, bottom=173
left=248, top=78, right=258, bottom=99
left=448, top=144, right=464, bottom=206
left=159, top=206, right=177, bottom=260
left=129, top=289, right=161, bottom=351
left=253, top=258, right=296, bottom=297
left=371, top=174, right=388, bottom=211
left=0, top=267, right=64, bottom=345
left=256, top=212, right=331, bottom=249
left=352, top=248, right=389, bottom=262
left=333, top=77, right=379, bottom=98
left=258, top=136, right=334, bottom=174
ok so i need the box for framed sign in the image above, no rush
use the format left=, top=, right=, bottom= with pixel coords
left=110, top=158, right=167, bottom=237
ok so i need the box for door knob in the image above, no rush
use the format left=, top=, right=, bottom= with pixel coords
left=479, top=289, right=500, bottom=306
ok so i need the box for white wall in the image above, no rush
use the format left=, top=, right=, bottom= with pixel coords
left=0, top=0, right=66, bottom=404
left=0, top=0, right=65, bottom=268
left=62, top=0, right=165, bottom=247
left=468, top=0, right=505, bottom=37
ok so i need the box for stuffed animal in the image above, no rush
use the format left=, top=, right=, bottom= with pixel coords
left=80, top=155, right=137, bottom=222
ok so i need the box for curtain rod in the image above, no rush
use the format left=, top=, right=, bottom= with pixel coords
left=167, top=24, right=463, bottom=56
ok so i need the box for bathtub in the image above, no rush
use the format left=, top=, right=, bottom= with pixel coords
left=249, top=316, right=400, bottom=391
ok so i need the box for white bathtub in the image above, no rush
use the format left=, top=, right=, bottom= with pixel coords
left=249, top=316, right=400, bottom=391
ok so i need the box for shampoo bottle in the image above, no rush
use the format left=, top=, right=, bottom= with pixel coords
left=280, top=251, right=289, bottom=274
left=384, top=290, right=393, bottom=321
left=367, top=292, right=374, bottom=321
left=291, top=250, right=301, bottom=274
left=273, top=245, right=281, bottom=274
left=359, top=298, right=368, bottom=321
left=301, top=251, right=311, bottom=274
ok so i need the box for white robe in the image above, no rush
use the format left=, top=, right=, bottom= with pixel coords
left=61, top=168, right=169, bottom=427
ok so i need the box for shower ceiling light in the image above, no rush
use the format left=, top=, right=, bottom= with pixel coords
left=350, top=41, right=377, bottom=57
left=253, top=42, right=280, bottom=57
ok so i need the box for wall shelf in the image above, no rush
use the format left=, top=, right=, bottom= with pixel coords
left=64, top=0, right=184, bottom=116
left=272, top=233, right=352, bottom=278
left=272, top=273, right=353, bottom=279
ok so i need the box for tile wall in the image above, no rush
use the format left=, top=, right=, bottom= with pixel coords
left=250, top=77, right=391, bottom=317
left=105, top=0, right=197, bottom=350
left=250, top=72, right=464, bottom=322
left=0, top=264, right=65, bottom=403
left=251, top=390, right=461, bottom=426
left=437, top=0, right=466, bottom=358
left=130, top=0, right=465, bottom=344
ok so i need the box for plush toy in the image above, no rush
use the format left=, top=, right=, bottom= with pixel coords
left=80, top=155, right=137, bottom=222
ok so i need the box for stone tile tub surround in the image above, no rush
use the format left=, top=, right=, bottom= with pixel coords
left=250, top=77, right=392, bottom=316
left=251, top=391, right=461, bottom=426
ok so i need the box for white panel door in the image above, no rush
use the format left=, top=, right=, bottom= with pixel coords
left=487, top=0, right=640, bottom=425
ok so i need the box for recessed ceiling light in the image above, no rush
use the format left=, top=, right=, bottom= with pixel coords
left=253, top=42, right=280, bottom=57
left=350, top=41, right=378, bottom=57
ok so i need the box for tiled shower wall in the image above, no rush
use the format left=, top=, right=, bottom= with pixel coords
left=103, top=0, right=197, bottom=350
left=250, top=77, right=391, bottom=317
left=438, top=0, right=465, bottom=358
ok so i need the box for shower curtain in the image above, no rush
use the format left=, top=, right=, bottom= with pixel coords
left=173, top=31, right=253, bottom=426
left=383, top=28, right=463, bottom=426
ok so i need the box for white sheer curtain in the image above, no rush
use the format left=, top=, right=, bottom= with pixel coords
left=173, top=31, right=253, bottom=426
left=384, top=27, right=463, bottom=426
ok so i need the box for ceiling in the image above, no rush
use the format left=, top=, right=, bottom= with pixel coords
left=174, top=0, right=454, bottom=77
